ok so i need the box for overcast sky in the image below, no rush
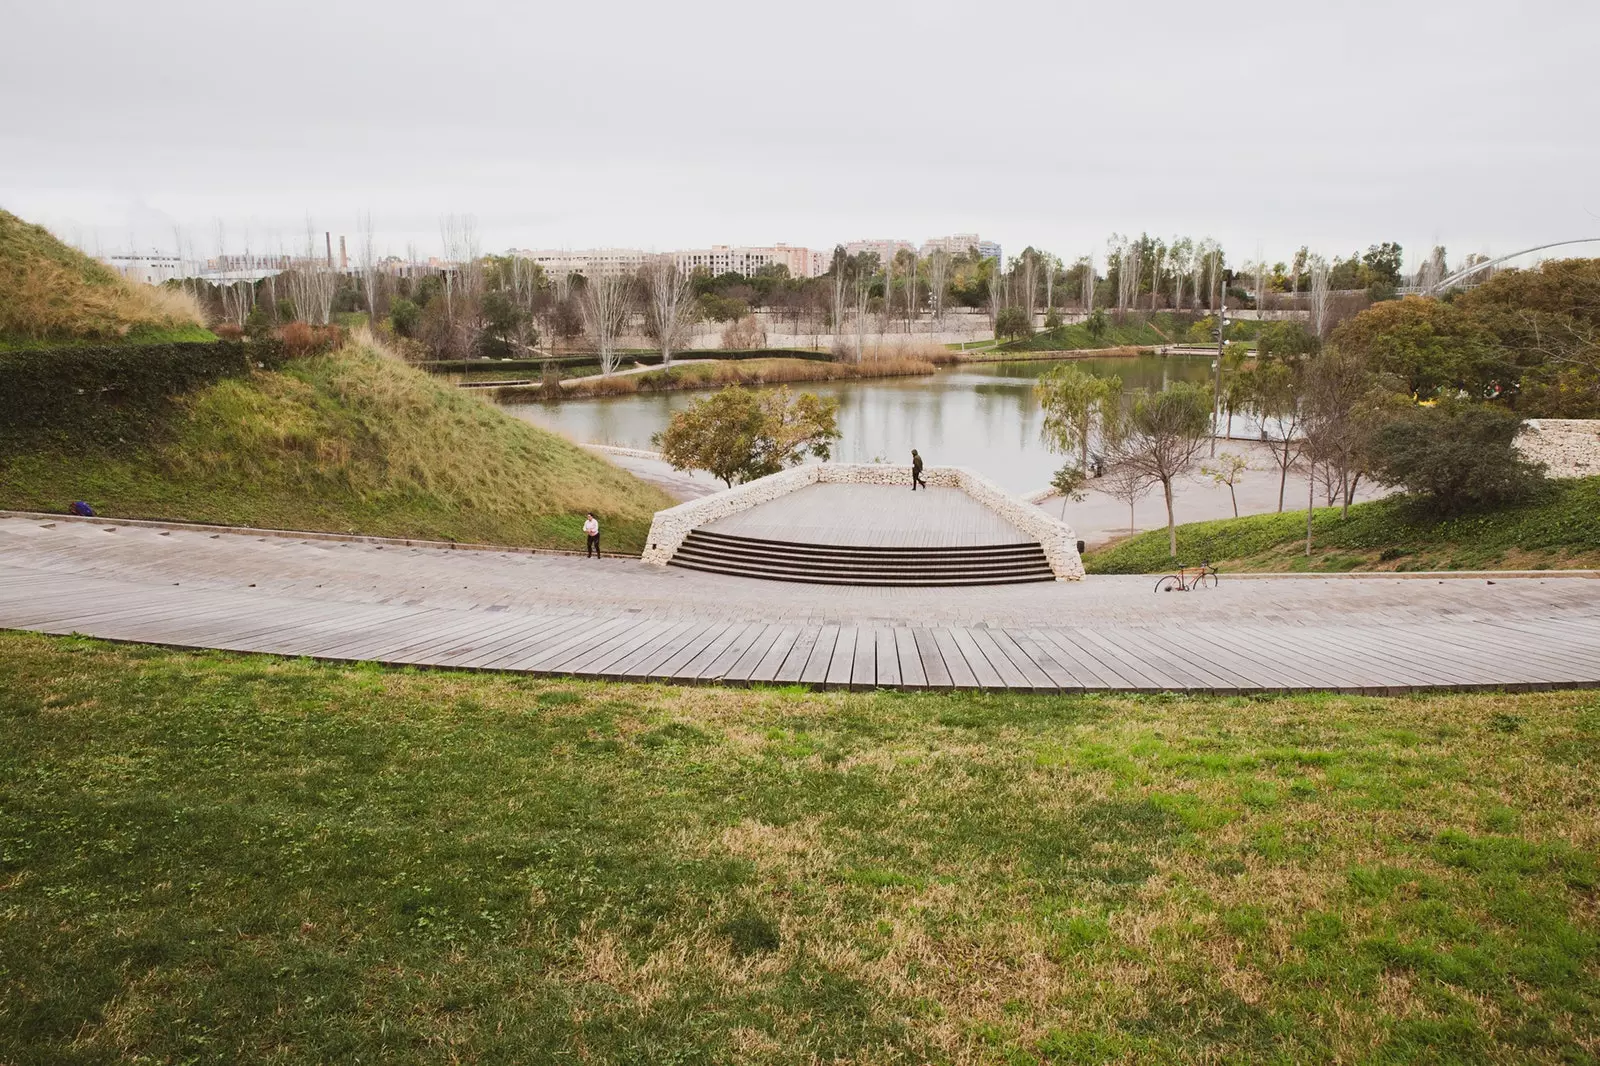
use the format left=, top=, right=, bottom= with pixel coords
left=3, top=0, right=1597, bottom=270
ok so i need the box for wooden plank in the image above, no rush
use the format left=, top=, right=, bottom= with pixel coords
left=1010, top=629, right=1088, bottom=691
left=895, top=628, right=927, bottom=689
left=774, top=626, right=824, bottom=684
left=1111, top=627, right=1250, bottom=693
left=850, top=628, right=878, bottom=690
left=1059, top=628, right=1163, bottom=690
left=931, top=627, right=979, bottom=688
left=984, top=629, right=1056, bottom=691
left=1029, top=629, right=1118, bottom=690
left=874, top=626, right=902, bottom=688
left=748, top=626, right=803, bottom=684
left=826, top=626, right=858, bottom=689
left=684, top=621, right=762, bottom=681
left=519, top=614, right=640, bottom=673
left=799, top=625, right=840, bottom=686
left=606, top=619, right=696, bottom=678
left=630, top=620, right=725, bottom=679
left=947, top=627, right=1003, bottom=688
left=965, top=628, right=1029, bottom=689
left=912, top=628, right=950, bottom=688
left=724, top=624, right=788, bottom=684
left=573, top=619, right=676, bottom=677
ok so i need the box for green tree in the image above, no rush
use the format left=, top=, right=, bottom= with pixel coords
left=1200, top=452, right=1249, bottom=518
left=1105, top=383, right=1213, bottom=557
left=1362, top=242, right=1404, bottom=286
left=1257, top=321, right=1317, bottom=360
left=1035, top=364, right=1121, bottom=474
left=1085, top=307, right=1109, bottom=341
left=1330, top=296, right=1505, bottom=398
left=996, top=305, right=1031, bottom=340
left=654, top=385, right=841, bottom=488
left=1367, top=399, right=1544, bottom=516
left=1048, top=464, right=1088, bottom=520
left=389, top=298, right=421, bottom=339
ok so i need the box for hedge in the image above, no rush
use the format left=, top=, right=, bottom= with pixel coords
left=0, top=340, right=291, bottom=448
left=421, top=348, right=834, bottom=375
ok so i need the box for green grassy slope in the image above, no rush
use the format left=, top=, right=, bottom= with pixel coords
left=0, top=208, right=213, bottom=349
left=1001, top=313, right=1265, bottom=353
left=2, top=632, right=1598, bottom=1063
left=1084, top=477, right=1600, bottom=573
left=0, top=339, right=676, bottom=551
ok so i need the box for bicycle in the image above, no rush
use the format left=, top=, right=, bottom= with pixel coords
left=1155, top=562, right=1218, bottom=592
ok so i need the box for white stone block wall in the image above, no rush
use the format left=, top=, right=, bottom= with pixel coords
left=641, top=463, right=1085, bottom=580
left=1518, top=420, right=1600, bottom=479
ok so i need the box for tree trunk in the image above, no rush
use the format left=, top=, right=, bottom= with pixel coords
left=1277, top=450, right=1289, bottom=513
left=1230, top=484, right=1238, bottom=518
left=1344, top=470, right=1360, bottom=519
left=1163, top=477, right=1177, bottom=557
left=1306, top=458, right=1315, bottom=556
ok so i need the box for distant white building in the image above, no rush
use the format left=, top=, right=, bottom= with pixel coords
left=513, top=248, right=650, bottom=279
left=920, top=233, right=1002, bottom=265
left=674, top=244, right=815, bottom=278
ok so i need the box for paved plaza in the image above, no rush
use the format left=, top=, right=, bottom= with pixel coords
left=2, top=514, right=1599, bottom=692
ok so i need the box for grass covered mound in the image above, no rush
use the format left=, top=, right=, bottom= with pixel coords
left=3, top=632, right=1599, bottom=1063
left=1085, top=476, right=1600, bottom=574
left=0, top=208, right=211, bottom=349
left=0, top=337, right=675, bottom=551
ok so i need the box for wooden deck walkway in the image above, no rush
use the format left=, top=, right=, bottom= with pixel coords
left=2, top=516, right=1598, bottom=693
left=704, top=484, right=1031, bottom=547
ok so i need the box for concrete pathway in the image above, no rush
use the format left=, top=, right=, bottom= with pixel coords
left=1, top=515, right=1598, bottom=693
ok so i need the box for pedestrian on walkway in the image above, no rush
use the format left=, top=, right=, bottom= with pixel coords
left=911, top=449, right=927, bottom=491
left=583, top=513, right=601, bottom=558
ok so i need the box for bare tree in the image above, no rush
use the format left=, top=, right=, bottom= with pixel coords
left=579, top=270, right=632, bottom=375
left=1081, top=251, right=1096, bottom=311
left=1168, top=238, right=1192, bottom=310
left=287, top=221, right=335, bottom=325
left=357, top=213, right=381, bottom=323
left=927, top=249, right=950, bottom=323
left=1102, top=460, right=1154, bottom=533
left=643, top=255, right=695, bottom=367
left=1309, top=255, right=1332, bottom=339
left=1105, top=383, right=1213, bottom=557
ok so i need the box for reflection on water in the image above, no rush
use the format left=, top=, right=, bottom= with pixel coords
left=503, top=356, right=1216, bottom=493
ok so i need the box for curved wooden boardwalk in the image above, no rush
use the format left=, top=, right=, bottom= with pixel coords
left=2, top=514, right=1599, bottom=693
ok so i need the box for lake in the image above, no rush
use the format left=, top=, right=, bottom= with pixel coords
left=504, top=355, right=1220, bottom=494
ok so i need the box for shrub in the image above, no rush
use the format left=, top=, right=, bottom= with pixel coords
left=1367, top=400, right=1544, bottom=515
left=721, top=315, right=766, bottom=350
left=389, top=298, right=420, bottom=338
left=213, top=322, right=245, bottom=341
left=996, top=306, right=1031, bottom=340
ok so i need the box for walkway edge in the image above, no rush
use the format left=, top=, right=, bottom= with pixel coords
left=0, top=511, right=629, bottom=559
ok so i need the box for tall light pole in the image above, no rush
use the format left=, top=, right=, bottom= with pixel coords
left=1210, top=305, right=1231, bottom=457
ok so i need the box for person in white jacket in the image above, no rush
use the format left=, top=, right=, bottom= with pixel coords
left=583, top=513, right=600, bottom=558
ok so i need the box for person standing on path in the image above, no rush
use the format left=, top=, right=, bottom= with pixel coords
left=911, top=449, right=927, bottom=491
left=583, top=513, right=601, bottom=558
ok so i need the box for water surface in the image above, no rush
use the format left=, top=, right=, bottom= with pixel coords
left=505, top=356, right=1217, bottom=493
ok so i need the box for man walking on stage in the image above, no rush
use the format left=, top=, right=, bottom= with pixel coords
left=911, top=449, right=927, bottom=491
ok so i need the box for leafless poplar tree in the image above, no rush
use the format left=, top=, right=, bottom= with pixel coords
left=1309, top=255, right=1332, bottom=339
left=357, top=213, right=381, bottom=321
left=288, top=221, right=335, bottom=325
left=580, top=270, right=632, bottom=374
left=643, top=255, right=695, bottom=367
left=927, top=249, right=949, bottom=322
left=1081, top=251, right=1096, bottom=311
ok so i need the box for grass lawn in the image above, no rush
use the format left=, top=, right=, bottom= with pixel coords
left=0, top=340, right=675, bottom=553
left=2, top=632, right=1598, bottom=1063
left=1085, top=477, right=1600, bottom=574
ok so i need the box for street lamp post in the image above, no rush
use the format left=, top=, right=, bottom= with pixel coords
left=1210, top=306, right=1231, bottom=457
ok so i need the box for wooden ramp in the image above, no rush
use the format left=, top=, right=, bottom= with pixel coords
left=3, top=559, right=1600, bottom=694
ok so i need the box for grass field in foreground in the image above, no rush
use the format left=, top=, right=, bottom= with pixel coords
left=2, top=632, right=1597, bottom=1064
left=1085, top=476, right=1600, bottom=574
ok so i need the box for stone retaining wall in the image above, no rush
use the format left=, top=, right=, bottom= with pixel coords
left=1518, top=419, right=1600, bottom=478
left=641, top=463, right=1085, bottom=579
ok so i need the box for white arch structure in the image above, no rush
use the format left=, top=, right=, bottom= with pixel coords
left=1426, top=238, right=1600, bottom=294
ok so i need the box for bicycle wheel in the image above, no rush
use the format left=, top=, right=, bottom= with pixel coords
left=1196, top=571, right=1218, bottom=589
left=1155, top=575, right=1182, bottom=593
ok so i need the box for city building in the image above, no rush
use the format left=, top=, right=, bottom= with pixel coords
left=674, top=244, right=814, bottom=278
left=841, top=238, right=916, bottom=266
left=512, top=248, right=650, bottom=279
left=920, top=233, right=1002, bottom=265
